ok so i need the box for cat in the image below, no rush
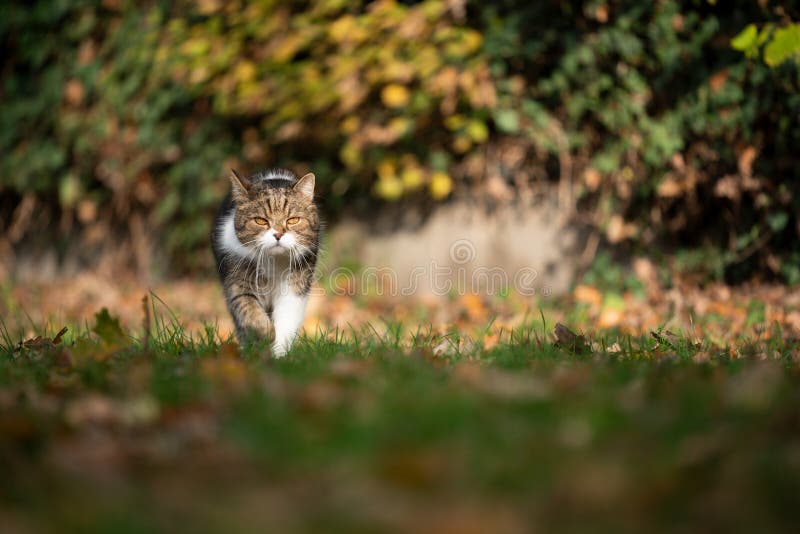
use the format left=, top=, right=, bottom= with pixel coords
left=211, top=168, right=320, bottom=357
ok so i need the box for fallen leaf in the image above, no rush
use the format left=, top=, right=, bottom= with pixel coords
left=651, top=329, right=681, bottom=350
left=461, top=294, right=486, bottom=321
left=92, top=308, right=129, bottom=349
left=376, top=448, right=449, bottom=489
left=554, top=323, right=590, bottom=355
left=17, top=326, right=69, bottom=351
left=573, top=284, right=603, bottom=307
left=201, top=358, right=249, bottom=390
left=482, top=332, right=500, bottom=351
left=52, top=326, right=68, bottom=345
left=597, top=308, right=623, bottom=328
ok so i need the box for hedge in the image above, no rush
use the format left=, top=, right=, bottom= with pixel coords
left=1, top=1, right=798, bottom=280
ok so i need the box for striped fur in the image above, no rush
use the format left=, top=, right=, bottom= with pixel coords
left=212, top=169, right=320, bottom=356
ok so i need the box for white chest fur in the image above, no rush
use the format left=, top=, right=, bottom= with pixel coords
left=217, top=212, right=255, bottom=260
left=217, top=211, right=308, bottom=356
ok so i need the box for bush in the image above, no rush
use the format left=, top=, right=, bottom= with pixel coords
left=475, top=1, right=800, bottom=282
left=1, top=0, right=798, bottom=280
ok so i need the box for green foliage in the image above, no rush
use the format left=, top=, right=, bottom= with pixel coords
left=1, top=1, right=799, bottom=278
left=478, top=1, right=800, bottom=281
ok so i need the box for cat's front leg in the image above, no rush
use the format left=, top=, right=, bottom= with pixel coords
left=225, top=286, right=272, bottom=345
left=271, top=289, right=308, bottom=357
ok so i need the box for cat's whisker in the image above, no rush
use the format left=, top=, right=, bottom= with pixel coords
left=221, top=236, right=264, bottom=281
left=293, top=243, right=316, bottom=271
left=254, top=243, right=266, bottom=295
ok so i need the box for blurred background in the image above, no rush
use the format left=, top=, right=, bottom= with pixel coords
left=1, top=0, right=799, bottom=335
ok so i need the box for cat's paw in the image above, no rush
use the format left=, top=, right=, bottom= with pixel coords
left=271, top=341, right=290, bottom=358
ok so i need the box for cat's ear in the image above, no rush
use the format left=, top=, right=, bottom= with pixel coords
left=229, top=169, right=252, bottom=200
left=294, top=172, right=315, bottom=201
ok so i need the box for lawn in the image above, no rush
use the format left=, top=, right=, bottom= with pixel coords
left=1, top=300, right=799, bottom=533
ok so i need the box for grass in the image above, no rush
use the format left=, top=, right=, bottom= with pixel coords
left=1, top=307, right=799, bottom=533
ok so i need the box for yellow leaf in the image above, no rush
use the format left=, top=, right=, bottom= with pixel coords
left=444, top=114, right=466, bottom=130
left=340, top=116, right=360, bottom=135
left=429, top=171, right=452, bottom=200
left=452, top=135, right=471, bottom=154
left=462, top=30, right=483, bottom=54
left=381, top=84, right=410, bottom=108
left=375, top=176, right=404, bottom=201
left=401, top=167, right=424, bottom=190
left=339, top=142, right=362, bottom=169
left=466, top=119, right=488, bottom=143
left=461, top=294, right=485, bottom=321
left=234, top=60, right=257, bottom=82
left=377, top=158, right=396, bottom=180
left=273, top=34, right=302, bottom=62
left=329, top=15, right=357, bottom=43
left=388, top=117, right=411, bottom=136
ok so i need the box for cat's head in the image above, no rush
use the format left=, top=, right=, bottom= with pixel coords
left=229, top=169, right=320, bottom=258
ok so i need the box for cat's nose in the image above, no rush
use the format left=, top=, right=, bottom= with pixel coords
left=274, top=232, right=283, bottom=241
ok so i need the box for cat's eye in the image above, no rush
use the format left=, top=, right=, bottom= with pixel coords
left=286, top=217, right=300, bottom=225
left=254, top=217, right=269, bottom=226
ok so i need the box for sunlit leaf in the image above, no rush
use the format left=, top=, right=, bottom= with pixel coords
left=466, top=119, right=488, bottom=143
left=381, top=84, right=410, bottom=108
left=429, top=171, right=452, bottom=199
left=764, top=24, right=800, bottom=66
left=730, top=24, right=757, bottom=54
left=375, top=175, right=404, bottom=200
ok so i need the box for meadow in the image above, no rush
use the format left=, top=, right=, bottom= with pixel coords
left=2, top=290, right=799, bottom=533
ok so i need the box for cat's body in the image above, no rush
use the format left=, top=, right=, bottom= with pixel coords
left=212, top=168, right=320, bottom=356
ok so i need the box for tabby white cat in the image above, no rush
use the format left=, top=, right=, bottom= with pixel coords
left=211, top=168, right=320, bottom=357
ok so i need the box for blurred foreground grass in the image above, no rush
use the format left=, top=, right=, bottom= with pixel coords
left=1, top=305, right=799, bottom=533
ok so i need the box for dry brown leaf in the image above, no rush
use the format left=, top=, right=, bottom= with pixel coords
left=598, top=308, right=623, bottom=329
left=18, top=327, right=69, bottom=351
left=482, top=332, right=500, bottom=351
left=554, top=323, right=590, bottom=355
left=461, top=294, right=486, bottom=321
left=201, top=358, right=249, bottom=390
left=583, top=168, right=602, bottom=190
left=573, top=284, right=602, bottom=307
left=657, top=175, right=683, bottom=198
left=714, top=175, right=741, bottom=200
left=737, top=146, right=758, bottom=176
left=606, top=215, right=637, bottom=243
left=709, top=69, right=728, bottom=93
left=52, top=326, right=68, bottom=345
left=64, top=79, right=85, bottom=106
